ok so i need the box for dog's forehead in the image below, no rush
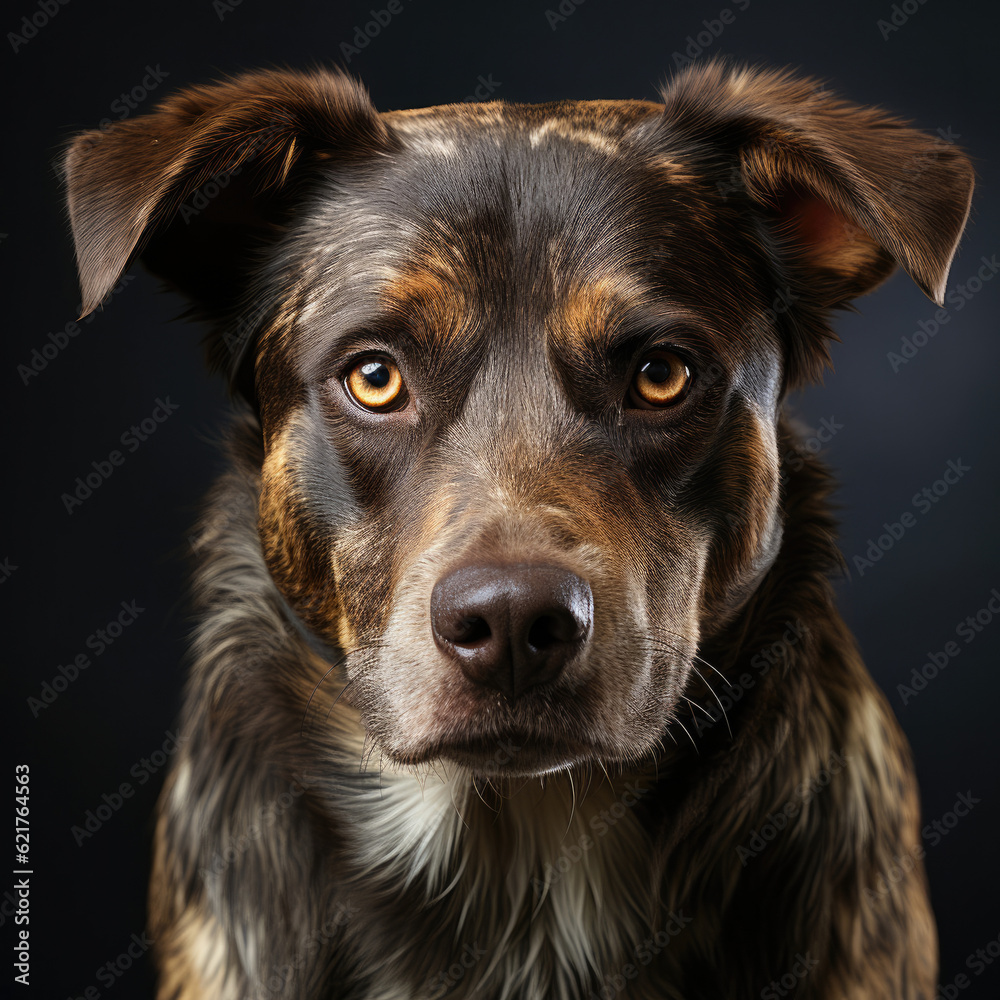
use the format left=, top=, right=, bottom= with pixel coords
left=377, top=98, right=695, bottom=252
left=281, top=97, right=773, bottom=387
left=276, top=94, right=780, bottom=410
left=382, top=97, right=667, bottom=152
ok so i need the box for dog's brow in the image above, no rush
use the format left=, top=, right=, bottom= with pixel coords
left=544, top=279, right=624, bottom=359
left=378, top=251, right=475, bottom=352
left=547, top=275, right=706, bottom=356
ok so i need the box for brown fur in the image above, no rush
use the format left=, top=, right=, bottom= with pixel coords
left=64, top=60, right=972, bottom=999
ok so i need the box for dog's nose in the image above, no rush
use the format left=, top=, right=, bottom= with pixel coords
left=430, top=563, right=593, bottom=700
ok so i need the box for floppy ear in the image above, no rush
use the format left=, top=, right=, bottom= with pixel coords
left=63, top=68, right=396, bottom=390
left=658, top=60, right=974, bottom=309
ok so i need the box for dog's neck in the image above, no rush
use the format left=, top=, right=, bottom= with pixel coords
left=321, top=733, right=661, bottom=998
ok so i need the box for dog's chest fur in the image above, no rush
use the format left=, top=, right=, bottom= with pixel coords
left=334, top=760, right=655, bottom=999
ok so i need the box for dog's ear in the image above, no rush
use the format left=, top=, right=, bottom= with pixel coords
left=658, top=61, right=974, bottom=309
left=63, top=68, right=396, bottom=390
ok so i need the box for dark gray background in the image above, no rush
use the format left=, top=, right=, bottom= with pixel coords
left=4, top=0, right=998, bottom=996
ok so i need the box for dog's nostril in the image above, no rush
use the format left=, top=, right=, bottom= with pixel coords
left=455, top=616, right=491, bottom=645
left=527, top=612, right=577, bottom=650
left=430, top=563, right=593, bottom=700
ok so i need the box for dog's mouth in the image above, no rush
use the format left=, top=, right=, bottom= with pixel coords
left=342, top=659, right=681, bottom=779
left=398, top=730, right=598, bottom=778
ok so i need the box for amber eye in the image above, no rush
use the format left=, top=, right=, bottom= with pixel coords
left=629, top=349, right=692, bottom=409
left=345, top=357, right=407, bottom=411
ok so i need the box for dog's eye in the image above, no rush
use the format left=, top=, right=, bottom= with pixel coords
left=629, top=349, right=692, bottom=409
left=345, top=357, right=408, bottom=411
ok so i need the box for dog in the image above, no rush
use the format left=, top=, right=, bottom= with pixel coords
left=63, top=59, right=973, bottom=999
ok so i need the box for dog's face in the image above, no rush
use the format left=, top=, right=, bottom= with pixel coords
left=255, top=102, right=793, bottom=776
left=65, top=63, right=972, bottom=777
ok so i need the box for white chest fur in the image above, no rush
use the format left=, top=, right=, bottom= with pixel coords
left=342, top=762, right=656, bottom=999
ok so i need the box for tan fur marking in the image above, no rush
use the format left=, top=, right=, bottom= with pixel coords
left=548, top=273, right=645, bottom=348
left=529, top=119, right=619, bottom=154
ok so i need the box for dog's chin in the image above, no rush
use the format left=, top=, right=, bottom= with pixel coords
left=348, top=666, right=680, bottom=779
left=434, top=739, right=594, bottom=779
left=378, top=729, right=661, bottom=780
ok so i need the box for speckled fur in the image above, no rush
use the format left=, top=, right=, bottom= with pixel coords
left=63, top=60, right=972, bottom=999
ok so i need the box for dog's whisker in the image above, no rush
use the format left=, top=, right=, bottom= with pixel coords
left=597, top=759, right=612, bottom=788
left=562, top=769, right=578, bottom=842
left=692, top=653, right=731, bottom=688
left=672, top=716, right=699, bottom=755
left=642, top=635, right=734, bottom=742
left=303, top=651, right=350, bottom=729
left=686, top=701, right=698, bottom=730
left=471, top=777, right=494, bottom=811
left=359, top=733, right=380, bottom=779
left=689, top=663, right=733, bottom=739
left=679, top=694, right=712, bottom=719
left=320, top=675, right=357, bottom=727
left=449, top=782, right=473, bottom=832
left=648, top=627, right=731, bottom=685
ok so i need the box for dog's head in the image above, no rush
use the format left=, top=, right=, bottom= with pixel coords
left=65, top=62, right=972, bottom=777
